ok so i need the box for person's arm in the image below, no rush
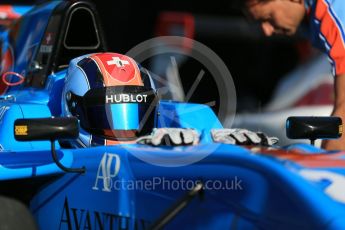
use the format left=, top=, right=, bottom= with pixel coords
left=312, top=0, right=345, bottom=150
left=322, top=73, right=345, bottom=150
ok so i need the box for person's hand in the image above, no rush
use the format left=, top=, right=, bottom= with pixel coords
left=211, top=129, right=278, bottom=146
left=136, top=128, right=199, bottom=146
left=322, top=113, right=345, bottom=151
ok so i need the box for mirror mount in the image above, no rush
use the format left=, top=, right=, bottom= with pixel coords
left=14, top=117, right=85, bottom=173
left=50, top=140, right=85, bottom=173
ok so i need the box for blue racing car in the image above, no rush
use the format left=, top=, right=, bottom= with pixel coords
left=0, top=1, right=345, bottom=230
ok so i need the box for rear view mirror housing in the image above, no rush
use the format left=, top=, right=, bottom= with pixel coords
left=14, top=117, right=79, bottom=141
left=14, top=117, right=85, bottom=173
left=286, top=116, right=342, bottom=144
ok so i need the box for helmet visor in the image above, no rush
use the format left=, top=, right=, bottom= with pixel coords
left=69, top=86, right=157, bottom=140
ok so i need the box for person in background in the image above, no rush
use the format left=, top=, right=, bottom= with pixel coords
left=244, top=0, right=345, bottom=150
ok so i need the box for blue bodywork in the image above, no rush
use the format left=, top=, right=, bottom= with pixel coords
left=0, top=1, right=345, bottom=230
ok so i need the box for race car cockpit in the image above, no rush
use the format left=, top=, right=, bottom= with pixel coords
left=25, top=0, right=106, bottom=88
left=0, top=1, right=107, bottom=91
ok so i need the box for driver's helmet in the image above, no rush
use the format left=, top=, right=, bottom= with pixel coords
left=61, top=53, right=157, bottom=146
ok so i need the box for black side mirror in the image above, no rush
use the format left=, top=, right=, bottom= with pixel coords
left=14, top=117, right=85, bottom=173
left=286, top=116, right=342, bottom=145
left=14, top=117, right=78, bottom=141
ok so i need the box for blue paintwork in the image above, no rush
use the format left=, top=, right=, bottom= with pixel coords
left=0, top=1, right=344, bottom=229
left=27, top=144, right=345, bottom=229
left=0, top=103, right=53, bottom=151
left=282, top=143, right=327, bottom=153
left=157, top=101, right=223, bottom=143
left=9, top=1, right=60, bottom=78
left=12, top=6, right=33, bottom=16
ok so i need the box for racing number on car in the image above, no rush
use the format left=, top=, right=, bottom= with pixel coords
left=92, top=153, right=120, bottom=192
left=299, top=169, right=345, bottom=204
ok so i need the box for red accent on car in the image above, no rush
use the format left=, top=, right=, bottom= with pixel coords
left=2, top=72, right=24, bottom=86
left=0, top=48, right=14, bottom=95
left=155, top=12, right=195, bottom=53
left=0, top=5, right=21, bottom=27
left=156, top=12, right=195, bottom=39
left=294, top=83, right=334, bottom=107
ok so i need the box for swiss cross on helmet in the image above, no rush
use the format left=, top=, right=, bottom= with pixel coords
left=62, top=53, right=157, bottom=146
